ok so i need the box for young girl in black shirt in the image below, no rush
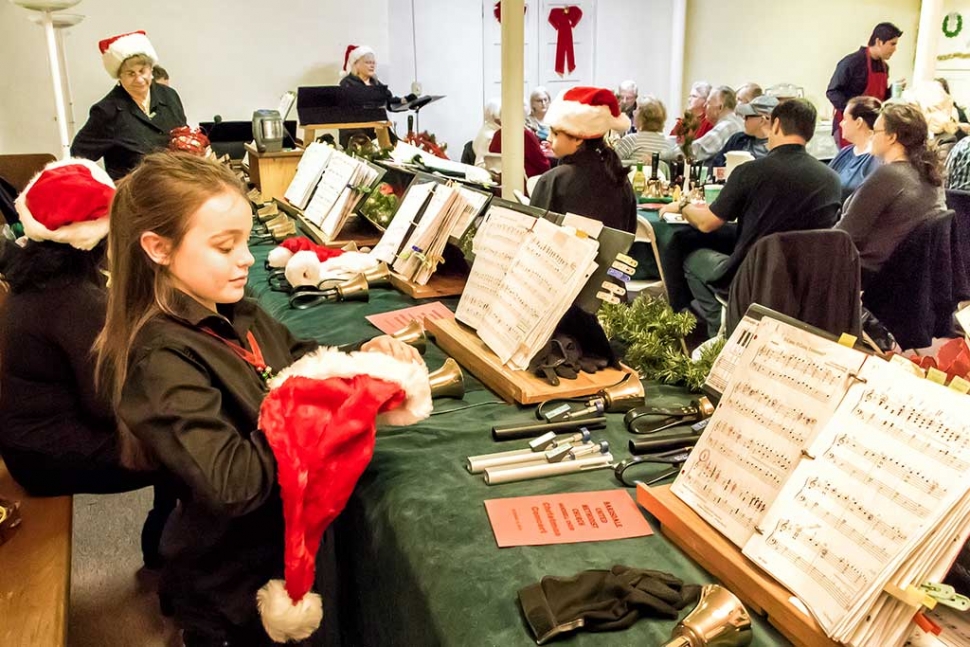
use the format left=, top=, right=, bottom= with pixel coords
left=95, top=152, right=420, bottom=646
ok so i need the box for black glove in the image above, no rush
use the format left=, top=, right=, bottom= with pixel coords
left=518, top=565, right=700, bottom=644
left=404, top=93, right=418, bottom=103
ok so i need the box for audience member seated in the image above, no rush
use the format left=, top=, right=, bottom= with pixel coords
left=946, top=135, right=970, bottom=191
left=683, top=86, right=743, bottom=163
left=488, top=126, right=551, bottom=178
left=708, top=94, right=776, bottom=169
left=473, top=98, right=502, bottom=166
left=616, top=80, right=638, bottom=133
left=530, top=87, right=637, bottom=233
left=671, top=81, right=714, bottom=144
left=659, top=99, right=842, bottom=337
left=735, top=82, right=763, bottom=105
left=0, top=159, right=173, bottom=567
left=71, top=31, right=187, bottom=181
left=525, top=86, right=551, bottom=141
left=613, top=96, right=676, bottom=166
left=828, top=95, right=882, bottom=201
left=837, top=101, right=946, bottom=285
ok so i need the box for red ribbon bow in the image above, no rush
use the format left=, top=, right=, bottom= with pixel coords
left=548, top=6, right=583, bottom=77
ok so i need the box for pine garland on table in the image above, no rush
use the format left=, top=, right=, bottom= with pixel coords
left=598, top=295, right=724, bottom=392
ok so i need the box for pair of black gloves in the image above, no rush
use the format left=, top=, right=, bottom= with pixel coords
left=529, top=334, right=610, bottom=386
left=518, top=565, right=699, bottom=644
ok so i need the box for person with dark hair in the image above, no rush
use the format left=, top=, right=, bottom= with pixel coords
left=0, top=158, right=173, bottom=567
left=529, top=87, right=637, bottom=233
left=827, top=22, right=902, bottom=146
left=829, top=95, right=882, bottom=200
left=837, top=101, right=946, bottom=282
left=71, top=31, right=187, bottom=180
left=659, top=98, right=842, bottom=336
left=152, top=64, right=170, bottom=86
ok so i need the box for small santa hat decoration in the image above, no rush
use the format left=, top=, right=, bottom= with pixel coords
left=99, top=30, right=157, bottom=79
left=168, top=126, right=211, bottom=157
left=15, top=158, right=115, bottom=251
left=545, top=86, right=631, bottom=139
left=267, top=236, right=344, bottom=269
left=255, top=347, right=431, bottom=642
left=342, top=44, right=375, bottom=76
left=284, top=250, right=381, bottom=288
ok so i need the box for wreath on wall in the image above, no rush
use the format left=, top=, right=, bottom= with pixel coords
left=943, top=12, right=963, bottom=39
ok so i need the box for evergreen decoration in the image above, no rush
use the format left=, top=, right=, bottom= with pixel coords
left=598, top=295, right=724, bottom=392
left=358, top=182, right=399, bottom=228
left=943, top=12, right=963, bottom=39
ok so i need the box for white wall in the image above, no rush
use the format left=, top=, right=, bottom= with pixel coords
left=0, top=0, right=389, bottom=155
left=682, top=0, right=921, bottom=121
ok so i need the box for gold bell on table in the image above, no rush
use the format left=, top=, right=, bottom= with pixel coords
left=428, top=358, right=464, bottom=399
left=390, top=320, right=427, bottom=355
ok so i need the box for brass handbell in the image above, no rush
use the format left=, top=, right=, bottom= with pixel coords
left=390, top=320, right=426, bottom=355
left=597, top=373, right=645, bottom=413
left=263, top=213, right=289, bottom=230
left=661, top=585, right=752, bottom=647
left=257, top=203, right=280, bottom=222
left=428, top=358, right=464, bottom=399
left=362, top=262, right=392, bottom=288
left=270, top=221, right=297, bottom=242
left=333, top=273, right=370, bottom=302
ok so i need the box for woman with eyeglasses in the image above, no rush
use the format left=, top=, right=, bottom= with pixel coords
left=836, top=101, right=946, bottom=282
left=71, top=31, right=187, bottom=181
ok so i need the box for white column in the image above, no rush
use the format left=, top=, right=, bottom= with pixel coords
left=913, top=0, right=944, bottom=86
left=500, top=0, right=525, bottom=198
left=42, top=11, right=71, bottom=159
left=668, top=0, right=687, bottom=122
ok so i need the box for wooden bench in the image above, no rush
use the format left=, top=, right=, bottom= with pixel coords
left=0, top=460, right=72, bottom=647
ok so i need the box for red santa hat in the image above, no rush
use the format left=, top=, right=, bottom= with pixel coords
left=15, top=158, right=115, bottom=250
left=267, top=236, right=344, bottom=269
left=545, top=86, right=631, bottom=139
left=284, top=249, right=380, bottom=288
left=255, top=347, right=432, bottom=642
left=99, top=30, right=157, bottom=79
left=342, top=44, right=375, bottom=76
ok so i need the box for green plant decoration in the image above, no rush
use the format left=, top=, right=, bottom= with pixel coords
left=598, top=295, right=724, bottom=392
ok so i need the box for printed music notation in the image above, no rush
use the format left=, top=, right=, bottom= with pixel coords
left=672, top=318, right=867, bottom=547
left=705, top=315, right=758, bottom=395
left=742, top=357, right=970, bottom=638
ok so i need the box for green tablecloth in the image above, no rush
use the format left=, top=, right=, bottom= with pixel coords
left=246, top=242, right=790, bottom=646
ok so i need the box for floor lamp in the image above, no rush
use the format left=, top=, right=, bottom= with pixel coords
left=10, top=0, right=84, bottom=159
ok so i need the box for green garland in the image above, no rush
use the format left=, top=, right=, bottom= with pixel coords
left=943, top=12, right=963, bottom=39
left=598, top=295, right=724, bottom=392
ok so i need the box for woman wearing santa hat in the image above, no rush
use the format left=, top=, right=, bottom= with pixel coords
left=337, top=44, right=413, bottom=147
left=0, top=158, right=174, bottom=567
left=529, top=86, right=638, bottom=234
left=71, top=30, right=187, bottom=181
left=97, top=151, right=430, bottom=645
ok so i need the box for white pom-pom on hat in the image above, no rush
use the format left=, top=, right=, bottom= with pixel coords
left=99, top=30, right=157, bottom=79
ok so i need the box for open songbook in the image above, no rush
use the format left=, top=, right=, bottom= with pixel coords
left=454, top=203, right=599, bottom=370
left=284, top=147, right=382, bottom=241
left=672, top=316, right=970, bottom=647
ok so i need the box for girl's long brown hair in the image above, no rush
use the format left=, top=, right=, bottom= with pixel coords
left=94, top=152, right=246, bottom=406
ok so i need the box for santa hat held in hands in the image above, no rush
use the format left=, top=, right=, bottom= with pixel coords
left=544, top=86, right=631, bottom=139
left=99, top=30, right=158, bottom=79
left=342, top=44, right=375, bottom=76
left=255, top=347, right=432, bottom=642
left=15, top=158, right=115, bottom=251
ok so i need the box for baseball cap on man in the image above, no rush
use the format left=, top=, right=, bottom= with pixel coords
left=737, top=95, right=779, bottom=117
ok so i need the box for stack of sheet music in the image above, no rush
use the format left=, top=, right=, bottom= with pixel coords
left=301, top=150, right=380, bottom=240
left=370, top=181, right=489, bottom=285
left=671, top=317, right=970, bottom=647
left=283, top=142, right=333, bottom=210
left=455, top=204, right=599, bottom=370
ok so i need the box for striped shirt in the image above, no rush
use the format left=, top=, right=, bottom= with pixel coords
left=614, top=131, right=677, bottom=164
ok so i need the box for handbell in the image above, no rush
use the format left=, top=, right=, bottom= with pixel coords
left=428, top=358, right=464, bottom=399
left=363, top=262, right=392, bottom=289
left=390, top=320, right=427, bottom=355
left=334, top=273, right=370, bottom=302
left=661, top=585, right=752, bottom=647
left=270, top=221, right=297, bottom=242
left=597, top=373, right=646, bottom=413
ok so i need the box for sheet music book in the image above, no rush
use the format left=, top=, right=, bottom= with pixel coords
left=309, top=153, right=379, bottom=240
left=448, top=186, right=490, bottom=240
left=463, top=216, right=599, bottom=369
left=370, top=182, right=435, bottom=264
left=392, top=183, right=464, bottom=284
left=671, top=317, right=970, bottom=647
left=283, top=142, right=332, bottom=210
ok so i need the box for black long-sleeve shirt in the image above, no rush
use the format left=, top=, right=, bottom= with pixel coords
left=529, top=146, right=638, bottom=233
left=118, top=290, right=317, bottom=636
left=71, top=82, right=187, bottom=180
left=826, top=46, right=890, bottom=115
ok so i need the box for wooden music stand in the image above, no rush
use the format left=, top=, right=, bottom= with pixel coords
left=302, top=122, right=393, bottom=149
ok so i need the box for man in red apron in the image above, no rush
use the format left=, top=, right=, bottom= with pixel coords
left=826, top=22, right=902, bottom=147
